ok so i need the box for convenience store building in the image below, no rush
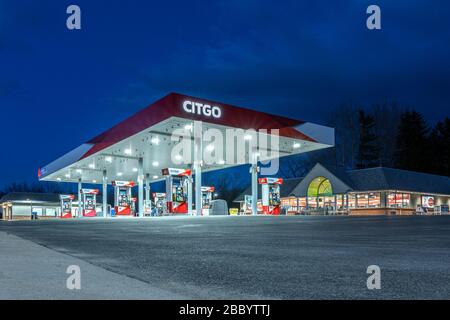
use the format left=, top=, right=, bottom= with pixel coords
left=235, top=163, right=450, bottom=215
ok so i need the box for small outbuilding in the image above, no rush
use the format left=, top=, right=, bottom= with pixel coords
left=0, top=192, right=62, bottom=220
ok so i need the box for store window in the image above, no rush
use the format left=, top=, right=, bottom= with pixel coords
left=348, top=194, right=356, bottom=208
left=298, top=197, right=307, bottom=210
left=368, top=193, right=381, bottom=207
left=45, top=208, right=56, bottom=217
left=388, top=193, right=411, bottom=208
left=357, top=193, right=369, bottom=208
left=281, top=197, right=298, bottom=212
left=308, top=197, right=317, bottom=208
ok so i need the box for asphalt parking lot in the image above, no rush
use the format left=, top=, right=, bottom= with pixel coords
left=1, top=215, right=450, bottom=299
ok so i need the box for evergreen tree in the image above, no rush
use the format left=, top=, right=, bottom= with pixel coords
left=429, top=117, right=450, bottom=176
left=356, top=110, right=379, bottom=169
left=394, top=111, right=430, bottom=172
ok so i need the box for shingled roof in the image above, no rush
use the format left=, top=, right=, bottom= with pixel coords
left=234, top=163, right=450, bottom=202
left=348, top=167, right=450, bottom=194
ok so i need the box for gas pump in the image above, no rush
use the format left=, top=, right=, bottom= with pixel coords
left=152, top=193, right=166, bottom=216
left=60, top=194, right=75, bottom=218
left=201, top=186, right=215, bottom=216
left=80, top=188, right=99, bottom=217
left=112, top=181, right=135, bottom=216
left=258, top=177, right=283, bottom=215
left=162, top=168, right=191, bottom=214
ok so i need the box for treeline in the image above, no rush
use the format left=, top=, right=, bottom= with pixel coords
left=0, top=181, right=69, bottom=199
left=328, top=102, right=450, bottom=176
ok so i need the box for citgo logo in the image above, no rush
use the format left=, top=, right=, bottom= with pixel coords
left=183, top=100, right=222, bottom=118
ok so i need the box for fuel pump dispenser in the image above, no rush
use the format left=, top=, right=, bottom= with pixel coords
left=162, top=168, right=191, bottom=214
left=80, top=188, right=99, bottom=217
left=112, top=181, right=135, bottom=216
left=60, top=194, right=75, bottom=218
left=152, top=192, right=166, bottom=216
left=258, top=177, right=283, bottom=215
left=201, top=186, right=215, bottom=216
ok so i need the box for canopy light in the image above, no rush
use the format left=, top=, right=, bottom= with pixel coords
left=153, top=175, right=158, bottom=179
left=293, top=142, right=301, bottom=149
left=217, top=160, right=225, bottom=165
left=184, top=124, right=193, bottom=131
left=132, top=168, right=138, bottom=172
left=117, top=172, right=123, bottom=177
left=105, top=156, right=113, bottom=163
left=150, top=137, right=160, bottom=145
left=206, top=144, right=214, bottom=151
left=244, top=135, right=253, bottom=140
left=88, top=163, right=95, bottom=169
left=92, top=180, right=97, bottom=183
left=124, top=148, right=132, bottom=155
left=152, top=161, right=159, bottom=167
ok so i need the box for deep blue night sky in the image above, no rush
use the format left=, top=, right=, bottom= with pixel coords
left=1, top=0, right=449, bottom=188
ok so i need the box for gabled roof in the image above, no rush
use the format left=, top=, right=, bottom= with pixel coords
left=234, top=163, right=450, bottom=202
left=234, top=177, right=303, bottom=202
left=0, top=192, right=60, bottom=204
left=348, top=167, right=450, bottom=194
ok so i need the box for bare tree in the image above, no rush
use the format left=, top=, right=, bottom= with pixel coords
left=327, top=102, right=360, bottom=168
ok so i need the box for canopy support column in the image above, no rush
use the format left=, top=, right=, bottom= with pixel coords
left=194, top=121, right=202, bottom=216
left=138, top=157, right=144, bottom=217
left=145, top=173, right=151, bottom=215
left=78, top=179, right=82, bottom=218
left=251, top=149, right=258, bottom=216
left=188, top=170, right=193, bottom=215
left=102, top=170, right=107, bottom=217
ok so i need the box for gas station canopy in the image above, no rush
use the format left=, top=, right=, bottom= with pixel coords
left=39, top=92, right=334, bottom=184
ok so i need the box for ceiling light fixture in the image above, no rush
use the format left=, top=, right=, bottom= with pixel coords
left=151, top=137, right=160, bottom=145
